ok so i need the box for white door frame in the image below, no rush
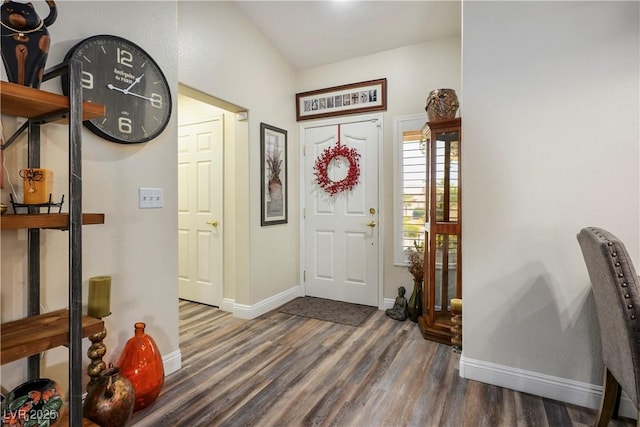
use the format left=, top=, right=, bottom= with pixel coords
left=298, top=113, right=384, bottom=308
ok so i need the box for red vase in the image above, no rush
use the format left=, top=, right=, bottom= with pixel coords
left=117, top=322, right=164, bottom=411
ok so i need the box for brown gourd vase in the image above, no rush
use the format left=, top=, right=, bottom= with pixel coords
left=83, top=366, right=135, bottom=427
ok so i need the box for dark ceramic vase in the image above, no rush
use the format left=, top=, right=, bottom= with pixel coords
left=117, top=322, right=165, bottom=411
left=83, top=366, right=135, bottom=427
left=2, top=378, right=65, bottom=427
left=407, top=279, right=423, bottom=322
left=425, top=89, right=459, bottom=121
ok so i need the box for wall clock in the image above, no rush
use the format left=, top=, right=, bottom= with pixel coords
left=62, top=34, right=172, bottom=144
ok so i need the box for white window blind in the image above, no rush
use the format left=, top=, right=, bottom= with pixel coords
left=401, top=130, right=427, bottom=253
left=393, top=115, right=427, bottom=265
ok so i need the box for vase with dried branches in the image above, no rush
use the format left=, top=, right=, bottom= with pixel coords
left=405, top=241, right=424, bottom=322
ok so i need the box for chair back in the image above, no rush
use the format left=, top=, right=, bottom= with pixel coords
left=577, top=227, right=640, bottom=407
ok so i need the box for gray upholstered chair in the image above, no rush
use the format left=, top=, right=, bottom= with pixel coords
left=577, top=227, right=640, bottom=426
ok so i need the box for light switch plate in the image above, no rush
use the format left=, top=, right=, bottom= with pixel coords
left=139, top=188, right=163, bottom=209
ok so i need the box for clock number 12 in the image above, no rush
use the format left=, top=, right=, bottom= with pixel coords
left=117, top=47, right=133, bottom=68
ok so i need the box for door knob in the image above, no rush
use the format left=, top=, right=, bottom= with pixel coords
left=207, top=220, right=219, bottom=227
left=365, top=221, right=376, bottom=228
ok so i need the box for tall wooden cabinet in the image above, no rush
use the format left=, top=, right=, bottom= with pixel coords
left=0, top=60, right=105, bottom=426
left=418, top=117, right=462, bottom=345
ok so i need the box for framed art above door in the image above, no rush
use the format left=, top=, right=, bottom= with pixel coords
left=296, top=79, right=387, bottom=122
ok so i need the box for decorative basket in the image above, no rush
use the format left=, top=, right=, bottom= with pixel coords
left=425, top=89, right=459, bottom=121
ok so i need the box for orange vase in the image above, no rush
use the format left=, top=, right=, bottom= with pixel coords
left=117, top=322, right=164, bottom=411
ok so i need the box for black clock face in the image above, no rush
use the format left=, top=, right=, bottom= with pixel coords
left=63, top=35, right=172, bottom=144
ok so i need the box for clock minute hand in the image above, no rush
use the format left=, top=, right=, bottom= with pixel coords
left=124, top=91, right=154, bottom=102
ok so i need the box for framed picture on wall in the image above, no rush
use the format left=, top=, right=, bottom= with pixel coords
left=295, top=78, right=387, bottom=121
left=260, top=123, right=288, bottom=226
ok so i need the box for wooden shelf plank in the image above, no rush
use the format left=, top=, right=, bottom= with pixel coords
left=1, top=309, right=104, bottom=365
left=0, top=81, right=104, bottom=122
left=0, top=213, right=104, bottom=230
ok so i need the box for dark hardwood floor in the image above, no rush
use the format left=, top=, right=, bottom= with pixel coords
left=129, top=300, right=634, bottom=426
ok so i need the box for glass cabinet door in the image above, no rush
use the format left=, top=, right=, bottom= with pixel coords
left=419, top=118, right=462, bottom=344
left=434, top=131, right=459, bottom=223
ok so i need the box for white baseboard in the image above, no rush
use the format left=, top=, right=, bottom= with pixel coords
left=230, top=286, right=301, bottom=319
left=163, top=349, right=182, bottom=376
left=459, top=355, right=637, bottom=419
left=221, top=297, right=235, bottom=313
left=382, top=298, right=395, bottom=310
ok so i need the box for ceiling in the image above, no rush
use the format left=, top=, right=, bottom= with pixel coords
left=233, top=1, right=462, bottom=70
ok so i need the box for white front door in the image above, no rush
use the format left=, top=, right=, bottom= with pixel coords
left=177, top=117, right=223, bottom=307
left=303, top=115, right=381, bottom=306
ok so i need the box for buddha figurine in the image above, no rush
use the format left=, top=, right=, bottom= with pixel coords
left=386, top=286, right=408, bottom=321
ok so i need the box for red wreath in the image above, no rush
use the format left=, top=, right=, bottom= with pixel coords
left=313, top=140, right=361, bottom=196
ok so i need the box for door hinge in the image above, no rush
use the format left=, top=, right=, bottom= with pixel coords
left=303, top=145, right=306, bottom=156
left=304, top=270, right=306, bottom=282
left=303, top=208, right=306, bottom=219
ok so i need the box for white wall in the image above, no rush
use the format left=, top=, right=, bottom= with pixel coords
left=297, top=36, right=462, bottom=302
left=461, top=0, right=639, bottom=406
left=1, top=1, right=179, bottom=392
left=178, top=1, right=299, bottom=310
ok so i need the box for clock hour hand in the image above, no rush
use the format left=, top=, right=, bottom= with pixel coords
left=124, top=73, right=144, bottom=93
left=107, top=83, right=154, bottom=102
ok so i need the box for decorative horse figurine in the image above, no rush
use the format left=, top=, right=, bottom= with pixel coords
left=1, top=0, right=57, bottom=88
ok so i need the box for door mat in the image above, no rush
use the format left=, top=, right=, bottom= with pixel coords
left=278, top=297, right=377, bottom=327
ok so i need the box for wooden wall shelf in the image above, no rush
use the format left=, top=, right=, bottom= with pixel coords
left=0, top=213, right=105, bottom=230
left=0, top=81, right=104, bottom=123
left=1, top=309, right=104, bottom=365
left=1, top=62, right=107, bottom=425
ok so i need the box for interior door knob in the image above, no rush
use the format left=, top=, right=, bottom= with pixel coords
left=207, top=220, right=218, bottom=227
left=365, top=221, right=376, bottom=228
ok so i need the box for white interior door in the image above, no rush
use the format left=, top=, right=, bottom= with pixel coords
left=303, top=116, right=380, bottom=306
left=178, top=117, right=223, bottom=306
